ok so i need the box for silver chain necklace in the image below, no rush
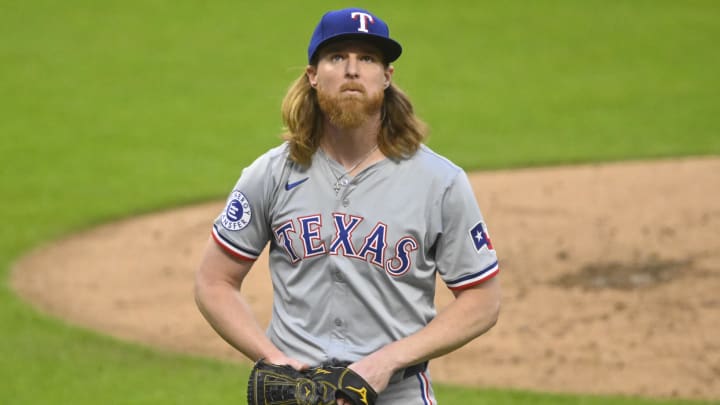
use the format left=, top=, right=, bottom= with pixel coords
left=323, top=144, right=379, bottom=194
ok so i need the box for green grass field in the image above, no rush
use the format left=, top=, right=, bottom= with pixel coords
left=1, top=1, right=718, bottom=404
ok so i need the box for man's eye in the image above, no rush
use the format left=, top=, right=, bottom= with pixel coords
left=360, top=55, right=376, bottom=62
left=330, top=54, right=344, bottom=62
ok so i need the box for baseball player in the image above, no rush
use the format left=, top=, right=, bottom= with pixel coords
left=195, top=7, right=501, bottom=405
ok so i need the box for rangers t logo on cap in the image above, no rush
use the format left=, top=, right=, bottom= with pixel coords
left=351, top=12, right=374, bottom=33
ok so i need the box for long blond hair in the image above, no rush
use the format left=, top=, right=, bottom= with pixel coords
left=281, top=72, right=428, bottom=166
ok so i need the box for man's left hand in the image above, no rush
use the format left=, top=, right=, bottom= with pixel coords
left=335, top=353, right=397, bottom=404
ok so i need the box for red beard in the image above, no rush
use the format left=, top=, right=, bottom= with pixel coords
left=316, top=83, right=384, bottom=129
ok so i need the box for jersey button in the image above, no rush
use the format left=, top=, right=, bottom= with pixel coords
left=334, top=318, right=343, bottom=327
left=334, top=271, right=343, bottom=282
left=342, top=198, right=350, bottom=207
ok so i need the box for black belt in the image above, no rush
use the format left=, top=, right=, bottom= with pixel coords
left=389, top=361, right=428, bottom=383
left=321, top=360, right=428, bottom=383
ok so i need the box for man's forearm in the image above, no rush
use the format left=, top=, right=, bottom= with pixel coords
left=194, top=280, right=282, bottom=362
left=377, top=278, right=501, bottom=371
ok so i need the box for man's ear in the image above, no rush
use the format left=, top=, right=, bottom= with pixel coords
left=384, top=65, right=395, bottom=88
left=306, top=65, right=318, bottom=88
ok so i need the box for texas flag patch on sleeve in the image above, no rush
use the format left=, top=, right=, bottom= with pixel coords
left=469, top=221, right=494, bottom=252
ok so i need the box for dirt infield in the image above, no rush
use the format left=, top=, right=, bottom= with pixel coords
left=10, top=157, right=720, bottom=401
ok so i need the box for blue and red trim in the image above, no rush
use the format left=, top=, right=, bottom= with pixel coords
left=211, top=224, right=259, bottom=262
left=446, top=260, right=499, bottom=291
left=416, top=371, right=434, bottom=405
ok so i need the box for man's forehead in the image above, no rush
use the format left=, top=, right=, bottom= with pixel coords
left=318, top=39, right=383, bottom=56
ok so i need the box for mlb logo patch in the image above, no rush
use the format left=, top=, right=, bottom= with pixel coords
left=469, top=222, right=494, bottom=252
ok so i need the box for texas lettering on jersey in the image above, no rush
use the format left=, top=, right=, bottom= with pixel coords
left=273, top=212, right=419, bottom=277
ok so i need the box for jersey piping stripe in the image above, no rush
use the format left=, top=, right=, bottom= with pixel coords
left=448, top=269, right=499, bottom=291
left=448, top=260, right=498, bottom=284
left=416, top=371, right=433, bottom=405
left=446, top=260, right=499, bottom=290
left=211, top=225, right=259, bottom=261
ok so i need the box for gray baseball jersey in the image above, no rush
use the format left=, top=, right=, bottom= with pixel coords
left=212, top=142, right=499, bottom=367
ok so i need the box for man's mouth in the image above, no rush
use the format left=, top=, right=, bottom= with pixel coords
left=340, top=84, right=365, bottom=94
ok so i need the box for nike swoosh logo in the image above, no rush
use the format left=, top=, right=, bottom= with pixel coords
left=285, top=177, right=309, bottom=191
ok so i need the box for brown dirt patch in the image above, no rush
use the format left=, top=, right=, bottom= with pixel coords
left=10, top=157, right=720, bottom=401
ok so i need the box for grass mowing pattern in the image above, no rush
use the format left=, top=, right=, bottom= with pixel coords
left=1, top=1, right=718, bottom=403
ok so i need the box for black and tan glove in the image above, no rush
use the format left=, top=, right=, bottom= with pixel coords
left=247, top=359, right=377, bottom=405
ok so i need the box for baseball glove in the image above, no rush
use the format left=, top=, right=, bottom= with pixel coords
left=247, top=359, right=377, bottom=405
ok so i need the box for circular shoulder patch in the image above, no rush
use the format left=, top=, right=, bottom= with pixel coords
left=220, top=190, right=252, bottom=231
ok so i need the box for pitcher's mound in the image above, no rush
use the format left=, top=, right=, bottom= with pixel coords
left=11, top=157, right=720, bottom=401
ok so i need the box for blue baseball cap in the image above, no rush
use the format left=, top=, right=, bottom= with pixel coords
left=307, top=8, right=402, bottom=64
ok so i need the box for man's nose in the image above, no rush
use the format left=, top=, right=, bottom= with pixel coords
left=344, top=54, right=359, bottom=78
